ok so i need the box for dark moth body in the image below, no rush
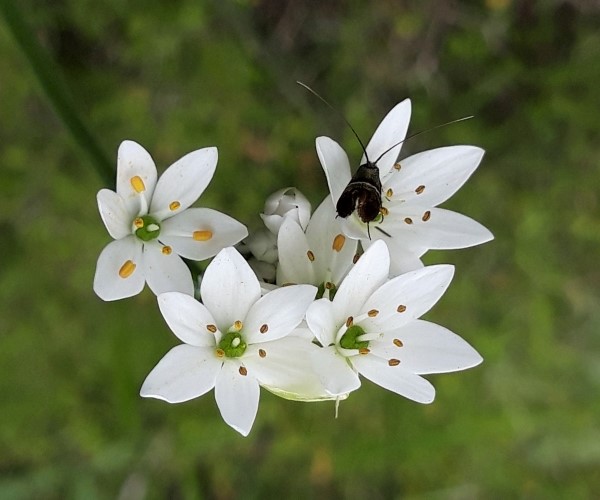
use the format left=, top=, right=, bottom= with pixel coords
left=336, top=161, right=383, bottom=223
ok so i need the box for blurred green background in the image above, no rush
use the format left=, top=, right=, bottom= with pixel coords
left=1, top=0, right=599, bottom=498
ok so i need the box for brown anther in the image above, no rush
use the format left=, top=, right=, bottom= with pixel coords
left=325, top=281, right=334, bottom=290
left=404, top=217, right=413, bottom=225
left=380, top=206, right=389, bottom=216
left=307, top=250, right=315, bottom=262
left=260, top=324, right=268, bottom=334
left=258, top=349, right=266, bottom=358
left=215, top=348, right=225, bottom=358
left=161, top=245, right=172, bottom=255
left=345, top=316, right=354, bottom=328
left=207, top=324, right=217, bottom=333
left=415, top=185, right=425, bottom=195
left=118, top=260, right=136, bottom=279
left=386, top=188, right=393, bottom=198
left=394, top=162, right=402, bottom=171
left=393, top=338, right=404, bottom=347
left=388, top=358, right=401, bottom=366
left=422, top=211, right=431, bottom=222
left=359, top=347, right=370, bottom=355
left=397, top=305, right=407, bottom=313
left=239, top=366, right=248, bottom=376
left=332, top=234, right=346, bottom=252
left=169, top=201, right=181, bottom=211
left=367, top=309, right=379, bottom=317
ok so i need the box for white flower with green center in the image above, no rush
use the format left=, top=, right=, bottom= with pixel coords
left=93, top=140, right=248, bottom=301
left=140, top=247, right=325, bottom=436
left=276, top=196, right=358, bottom=299
left=316, top=99, right=493, bottom=275
left=305, top=239, right=483, bottom=402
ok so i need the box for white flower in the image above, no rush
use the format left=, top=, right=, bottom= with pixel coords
left=316, top=99, right=493, bottom=275
left=261, top=187, right=311, bottom=234
left=94, top=140, right=248, bottom=301
left=276, top=196, right=358, bottom=297
left=305, top=240, right=483, bottom=402
left=140, top=247, right=325, bottom=436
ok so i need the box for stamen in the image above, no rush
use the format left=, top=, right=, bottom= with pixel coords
left=380, top=206, right=389, bottom=216
left=259, top=349, right=266, bottom=358
left=169, top=201, right=181, bottom=211
left=358, top=347, right=370, bottom=355
left=346, top=316, right=353, bottom=327
left=422, top=211, right=431, bottom=222
left=234, top=320, right=243, bottom=330
left=207, top=324, right=217, bottom=333
left=388, top=359, right=401, bottom=366
left=394, top=162, right=402, bottom=171
left=386, top=188, right=393, bottom=198
left=404, top=217, right=413, bottom=225
left=161, top=245, right=172, bottom=255
left=133, top=217, right=144, bottom=229
left=260, top=324, right=268, bottom=334
left=325, top=281, right=334, bottom=290
left=393, top=338, right=404, bottom=347
left=118, top=260, right=136, bottom=279
left=367, top=309, right=379, bottom=317
left=397, top=305, right=407, bottom=313
left=193, top=230, right=213, bottom=241
left=307, top=250, right=315, bottom=262
left=130, top=176, right=146, bottom=193
left=215, top=348, right=225, bottom=358
left=239, top=366, right=248, bottom=376
left=332, top=234, right=346, bottom=252
left=415, top=185, right=425, bottom=195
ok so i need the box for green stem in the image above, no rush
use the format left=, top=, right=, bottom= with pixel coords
left=0, top=0, right=114, bottom=185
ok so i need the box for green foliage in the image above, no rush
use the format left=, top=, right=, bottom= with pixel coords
left=1, top=0, right=599, bottom=497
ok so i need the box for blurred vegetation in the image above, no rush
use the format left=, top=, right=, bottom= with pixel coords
left=1, top=0, right=599, bottom=498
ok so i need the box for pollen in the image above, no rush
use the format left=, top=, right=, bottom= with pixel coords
left=388, top=358, right=401, bottom=366
left=133, top=217, right=144, bottom=229
left=161, top=245, right=172, bottom=255
left=404, top=217, right=413, bottom=225
left=380, top=206, right=389, bottom=216
left=260, top=324, right=268, bottom=334
left=259, top=349, right=267, bottom=358
left=215, top=348, right=225, bottom=358
left=118, top=260, right=136, bottom=279
left=359, top=347, right=370, bottom=355
left=397, top=304, right=407, bottom=313
left=386, top=188, right=393, bottom=198
left=394, top=162, right=402, bottom=171
left=367, top=309, right=379, bottom=317
left=307, top=250, right=315, bottom=262
left=207, top=324, right=217, bottom=333
left=130, top=176, right=146, bottom=193
left=239, top=366, right=248, bottom=376
left=169, top=201, right=181, bottom=211
left=393, top=338, right=404, bottom=347
left=332, top=234, right=346, bottom=252
left=234, top=320, right=243, bottom=331
left=193, top=230, right=213, bottom=241
left=346, top=316, right=354, bottom=327
left=415, top=185, right=425, bottom=195
left=422, top=211, right=431, bottom=222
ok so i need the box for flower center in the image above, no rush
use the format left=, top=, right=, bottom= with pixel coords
left=134, top=215, right=161, bottom=241
left=339, top=325, right=369, bottom=350
left=217, top=331, right=247, bottom=358
left=317, top=281, right=338, bottom=300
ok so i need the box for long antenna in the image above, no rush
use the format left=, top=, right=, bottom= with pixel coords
left=296, top=81, right=370, bottom=161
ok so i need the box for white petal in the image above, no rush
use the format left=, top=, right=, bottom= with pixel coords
left=142, top=241, right=194, bottom=296
left=93, top=236, right=145, bottom=301
left=244, top=337, right=333, bottom=401
left=116, top=140, right=157, bottom=215
left=261, top=187, right=312, bottom=233
left=316, top=136, right=352, bottom=205
left=140, top=344, right=221, bottom=403
left=243, top=284, right=316, bottom=344
left=362, top=236, right=424, bottom=276
left=276, top=217, right=315, bottom=285
left=332, top=240, right=390, bottom=323
left=384, top=146, right=484, bottom=207
left=160, top=208, right=248, bottom=260
left=150, top=147, right=218, bottom=220
left=360, top=264, right=454, bottom=333
left=157, top=292, right=218, bottom=346
left=311, top=346, right=361, bottom=396
left=96, top=189, right=133, bottom=239
left=215, top=361, right=260, bottom=436
left=363, top=99, right=412, bottom=174
left=305, top=297, right=338, bottom=347
left=370, top=320, right=483, bottom=374
left=201, top=247, right=261, bottom=331
left=352, top=355, right=435, bottom=403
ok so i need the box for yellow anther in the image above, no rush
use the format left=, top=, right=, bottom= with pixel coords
left=422, top=211, right=431, bottom=222
left=393, top=338, right=404, bottom=347
left=397, top=304, right=407, bottom=313
left=380, top=206, right=389, bottom=216
left=133, top=217, right=144, bottom=229
left=386, top=188, right=393, bottom=198
left=367, top=309, right=379, bottom=317
left=359, top=348, right=370, bottom=355
left=169, top=201, right=181, bottom=211
left=118, top=260, right=136, bottom=279
left=215, top=348, right=225, bottom=358
left=404, top=217, right=413, bottom=225
left=161, top=246, right=172, bottom=255
left=130, top=176, right=146, bottom=193
left=260, top=324, right=268, bottom=334
left=307, top=250, right=315, bottom=262
left=259, top=349, right=267, bottom=358
left=207, top=324, right=217, bottom=333
left=415, top=185, right=425, bottom=195
left=394, top=162, right=402, bottom=171
left=234, top=320, right=243, bottom=330
left=332, top=234, right=346, bottom=252
left=388, top=358, right=401, bottom=366
left=239, top=366, right=248, bottom=376
left=193, top=230, right=213, bottom=241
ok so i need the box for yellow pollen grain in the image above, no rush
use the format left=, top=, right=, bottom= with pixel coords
left=161, top=246, right=172, bottom=255
left=404, top=217, right=413, bottom=225
left=346, top=316, right=353, bottom=327
left=394, top=162, right=402, bottom=171
left=380, top=206, right=389, bottom=216
left=393, top=338, right=404, bottom=347
left=130, top=176, right=146, bottom=193
left=169, top=200, right=181, bottom=211
left=397, top=304, right=407, bottom=313
left=415, top=185, right=425, bottom=195
left=359, top=348, right=370, bottom=355
left=368, top=309, right=379, bottom=317
left=234, top=320, right=243, bottom=330
left=193, top=230, right=213, bottom=241
left=332, top=234, right=346, bottom=252
left=133, top=217, right=144, bottom=229
left=259, top=349, right=267, bottom=358
left=260, top=324, right=268, bottom=334
left=386, top=188, right=393, bottom=198
left=215, top=348, right=225, bottom=358
left=239, top=366, right=248, bottom=376
left=118, top=260, right=136, bottom=279
left=388, top=358, right=401, bottom=366
left=422, top=211, right=431, bottom=222
left=307, top=250, right=315, bottom=262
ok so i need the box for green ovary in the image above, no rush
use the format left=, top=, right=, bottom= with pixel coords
left=135, top=215, right=161, bottom=241
left=218, top=331, right=247, bottom=358
left=339, top=325, right=369, bottom=350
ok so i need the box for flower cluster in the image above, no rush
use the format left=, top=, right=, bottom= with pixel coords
left=94, top=98, right=492, bottom=436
